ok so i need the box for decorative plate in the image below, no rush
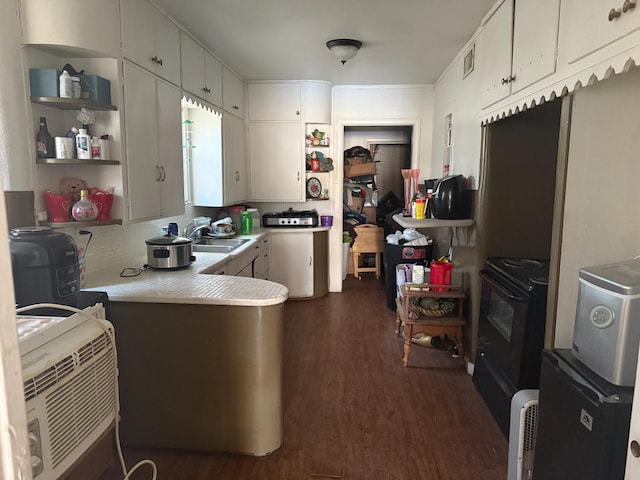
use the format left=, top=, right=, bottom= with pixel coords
left=306, top=177, right=322, bottom=199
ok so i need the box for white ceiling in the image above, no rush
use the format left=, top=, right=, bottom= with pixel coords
left=153, top=0, right=496, bottom=85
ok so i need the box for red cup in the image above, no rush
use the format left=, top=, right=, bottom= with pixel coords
left=89, top=193, right=113, bottom=221
left=43, top=191, right=73, bottom=223
left=430, top=261, right=452, bottom=291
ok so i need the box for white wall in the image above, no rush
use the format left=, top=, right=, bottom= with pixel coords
left=431, top=38, right=483, bottom=188
left=334, top=85, right=434, bottom=173
left=554, top=68, right=640, bottom=347
left=328, top=85, right=435, bottom=291
left=0, top=0, right=35, bottom=476
left=0, top=0, right=33, bottom=191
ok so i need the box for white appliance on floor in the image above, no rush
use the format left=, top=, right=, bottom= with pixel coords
left=508, top=389, right=539, bottom=480
left=18, top=303, right=117, bottom=479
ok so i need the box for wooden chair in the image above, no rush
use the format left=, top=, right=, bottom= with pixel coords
left=351, top=224, right=384, bottom=279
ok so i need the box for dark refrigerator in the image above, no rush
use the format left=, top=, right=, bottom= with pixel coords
left=533, top=349, right=634, bottom=479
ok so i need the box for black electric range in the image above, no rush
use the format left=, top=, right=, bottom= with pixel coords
left=262, top=208, right=319, bottom=228
left=473, top=256, right=550, bottom=436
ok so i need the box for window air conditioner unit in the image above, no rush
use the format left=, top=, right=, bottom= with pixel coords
left=19, top=304, right=117, bottom=479
left=508, top=389, right=539, bottom=480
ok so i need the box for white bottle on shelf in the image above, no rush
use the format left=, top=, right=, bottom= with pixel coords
left=59, top=70, right=73, bottom=98
left=76, top=128, right=91, bottom=159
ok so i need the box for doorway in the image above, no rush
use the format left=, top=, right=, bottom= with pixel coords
left=340, top=125, right=413, bottom=287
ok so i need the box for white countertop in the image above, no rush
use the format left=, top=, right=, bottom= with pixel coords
left=84, top=233, right=289, bottom=307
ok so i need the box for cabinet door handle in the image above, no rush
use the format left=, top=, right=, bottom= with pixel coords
left=296, top=110, right=300, bottom=116
left=297, top=171, right=300, bottom=181
left=623, top=0, right=636, bottom=13
left=501, top=75, right=516, bottom=85
left=235, top=170, right=240, bottom=182
left=160, top=166, right=166, bottom=182
left=151, top=56, right=158, bottom=64
left=203, top=87, right=211, bottom=93
left=158, top=58, right=164, bottom=66
left=309, top=256, right=312, bottom=266
left=609, top=7, right=622, bottom=20
left=233, top=105, right=239, bottom=110
left=156, top=165, right=161, bottom=181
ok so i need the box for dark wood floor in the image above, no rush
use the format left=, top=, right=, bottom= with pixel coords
left=100, top=276, right=507, bottom=479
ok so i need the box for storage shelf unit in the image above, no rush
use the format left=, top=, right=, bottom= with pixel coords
left=43, top=219, right=122, bottom=228
left=30, top=97, right=118, bottom=111
left=36, top=158, right=120, bottom=166
left=396, top=283, right=466, bottom=366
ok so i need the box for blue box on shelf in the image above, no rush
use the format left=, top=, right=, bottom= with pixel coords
left=77, top=74, right=111, bottom=104
left=29, top=68, right=61, bottom=97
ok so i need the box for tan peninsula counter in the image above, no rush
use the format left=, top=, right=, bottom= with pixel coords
left=84, top=248, right=288, bottom=456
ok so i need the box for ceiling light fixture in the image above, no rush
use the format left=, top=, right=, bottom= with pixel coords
left=326, top=39, right=362, bottom=65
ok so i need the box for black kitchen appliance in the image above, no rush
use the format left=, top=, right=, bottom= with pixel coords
left=472, top=256, right=549, bottom=436
left=533, top=349, right=633, bottom=479
left=262, top=208, right=319, bottom=228
left=430, top=174, right=471, bottom=220
left=9, top=226, right=80, bottom=308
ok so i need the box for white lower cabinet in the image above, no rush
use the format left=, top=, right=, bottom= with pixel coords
left=227, top=241, right=260, bottom=276
left=123, top=62, right=184, bottom=220
left=270, top=231, right=314, bottom=297
left=269, top=230, right=328, bottom=298
left=248, top=121, right=304, bottom=201
left=254, top=235, right=270, bottom=280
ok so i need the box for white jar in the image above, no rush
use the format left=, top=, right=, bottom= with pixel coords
left=71, top=76, right=81, bottom=99
left=98, top=138, right=110, bottom=160
left=247, top=208, right=261, bottom=233
left=75, top=128, right=91, bottom=159
left=59, top=70, right=73, bottom=98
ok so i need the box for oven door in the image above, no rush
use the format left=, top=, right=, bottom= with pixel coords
left=477, top=269, right=531, bottom=387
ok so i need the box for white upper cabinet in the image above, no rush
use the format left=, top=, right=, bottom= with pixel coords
left=248, top=121, right=304, bottom=201
left=511, top=0, right=561, bottom=93
left=222, top=113, right=248, bottom=204
left=20, top=0, right=120, bottom=57
left=121, top=0, right=180, bottom=85
left=248, top=83, right=301, bottom=121
left=181, top=33, right=223, bottom=107
left=480, top=0, right=560, bottom=107
left=479, top=0, right=514, bottom=107
left=123, top=62, right=183, bottom=220
left=302, top=81, right=332, bottom=124
left=222, top=66, right=246, bottom=118
left=558, top=0, right=640, bottom=65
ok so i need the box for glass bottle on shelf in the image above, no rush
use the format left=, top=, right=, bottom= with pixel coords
left=71, top=189, right=99, bottom=222
left=36, top=116, right=54, bottom=158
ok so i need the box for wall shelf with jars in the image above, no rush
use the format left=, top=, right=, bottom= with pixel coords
left=36, top=158, right=120, bottom=166
left=42, top=219, right=123, bottom=228
left=31, top=97, right=117, bottom=111
left=24, top=43, right=125, bottom=226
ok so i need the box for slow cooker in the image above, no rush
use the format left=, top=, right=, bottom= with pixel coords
left=9, top=226, right=80, bottom=307
left=145, top=234, right=195, bottom=269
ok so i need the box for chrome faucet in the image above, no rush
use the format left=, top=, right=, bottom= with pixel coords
left=184, top=223, right=211, bottom=240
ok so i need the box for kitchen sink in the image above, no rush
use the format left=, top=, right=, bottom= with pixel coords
left=192, top=237, right=250, bottom=254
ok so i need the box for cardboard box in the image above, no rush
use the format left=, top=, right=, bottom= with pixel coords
left=77, top=74, right=111, bottom=104
left=362, top=206, right=377, bottom=224
left=344, top=162, right=376, bottom=178
left=29, top=69, right=60, bottom=97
